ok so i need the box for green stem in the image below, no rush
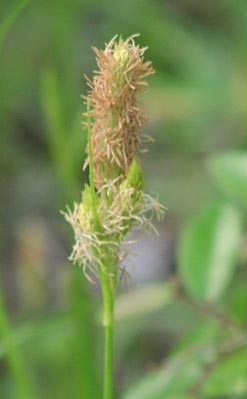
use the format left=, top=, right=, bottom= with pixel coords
left=0, top=0, right=30, bottom=53
left=0, top=286, right=32, bottom=399
left=102, top=278, right=114, bottom=399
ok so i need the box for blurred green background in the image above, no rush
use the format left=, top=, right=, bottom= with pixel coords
left=0, top=1, right=246, bottom=398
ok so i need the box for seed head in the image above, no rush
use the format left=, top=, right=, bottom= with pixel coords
left=84, top=34, right=155, bottom=189
left=63, top=35, right=165, bottom=283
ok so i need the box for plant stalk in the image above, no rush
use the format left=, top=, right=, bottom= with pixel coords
left=0, top=286, right=32, bottom=399
left=101, top=276, right=114, bottom=399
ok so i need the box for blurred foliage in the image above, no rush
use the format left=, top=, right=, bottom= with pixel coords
left=178, top=200, right=243, bottom=302
left=0, top=0, right=246, bottom=398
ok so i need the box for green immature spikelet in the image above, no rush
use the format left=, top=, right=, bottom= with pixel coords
left=124, top=158, right=144, bottom=191
left=79, top=184, right=95, bottom=232
left=120, top=158, right=144, bottom=215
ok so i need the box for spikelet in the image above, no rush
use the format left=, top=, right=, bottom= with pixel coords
left=83, top=34, right=155, bottom=189
left=64, top=35, right=165, bottom=283
left=63, top=182, right=165, bottom=279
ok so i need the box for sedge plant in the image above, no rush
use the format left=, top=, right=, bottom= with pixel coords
left=64, top=34, right=164, bottom=399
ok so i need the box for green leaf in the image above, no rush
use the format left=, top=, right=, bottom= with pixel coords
left=0, top=315, right=72, bottom=359
left=123, top=350, right=206, bottom=399
left=178, top=202, right=242, bottom=302
left=122, top=321, right=238, bottom=399
left=122, top=322, right=220, bottom=399
left=229, top=282, right=247, bottom=324
left=0, top=287, right=33, bottom=399
left=40, top=68, right=83, bottom=199
left=41, top=69, right=67, bottom=166
left=208, top=152, right=247, bottom=205
left=201, top=350, right=247, bottom=397
left=0, top=0, right=29, bottom=53
left=115, top=282, right=176, bottom=322
left=174, top=321, right=221, bottom=354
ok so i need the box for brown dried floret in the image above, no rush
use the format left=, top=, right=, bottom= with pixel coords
left=83, top=34, right=155, bottom=189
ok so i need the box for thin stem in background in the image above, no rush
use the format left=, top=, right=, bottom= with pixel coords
left=0, top=0, right=29, bottom=53
left=0, top=286, right=32, bottom=399
left=41, top=77, right=100, bottom=398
